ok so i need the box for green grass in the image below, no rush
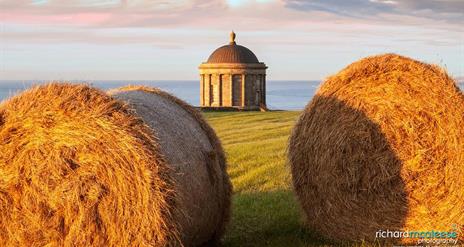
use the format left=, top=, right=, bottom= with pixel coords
left=204, top=111, right=383, bottom=247
left=204, top=111, right=330, bottom=246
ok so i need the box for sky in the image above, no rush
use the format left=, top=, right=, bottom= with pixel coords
left=0, top=0, right=463, bottom=80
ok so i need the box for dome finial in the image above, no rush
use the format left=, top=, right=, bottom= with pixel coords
left=230, top=30, right=236, bottom=45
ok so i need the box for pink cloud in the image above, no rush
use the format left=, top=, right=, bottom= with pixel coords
left=0, top=0, right=461, bottom=33
left=0, top=11, right=113, bottom=26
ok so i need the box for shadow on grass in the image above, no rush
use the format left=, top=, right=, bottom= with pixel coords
left=223, top=190, right=328, bottom=247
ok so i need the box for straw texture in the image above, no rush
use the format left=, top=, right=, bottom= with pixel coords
left=110, top=86, right=232, bottom=247
left=0, top=83, right=179, bottom=246
left=288, top=54, right=464, bottom=243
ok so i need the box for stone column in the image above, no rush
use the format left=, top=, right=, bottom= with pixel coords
left=200, top=74, right=204, bottom=106
left=205, top=74, right=211, bottom=106
left=254, top=74, right=261, bottom=106
left=263, top=74, right=266, bottom=106
left=230, top=74, right=233, bottom=106
left=219, top=74, right=223, bottom=106
left=241, top=74, right=246, bottom=107
left=259, top=74, right=262, bottom=107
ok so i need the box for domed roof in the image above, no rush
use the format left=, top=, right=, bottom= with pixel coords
left=206, top=32, right=260, bottom=64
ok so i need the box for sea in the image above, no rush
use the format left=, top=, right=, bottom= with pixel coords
left=0, top=80, right=463, bottom=110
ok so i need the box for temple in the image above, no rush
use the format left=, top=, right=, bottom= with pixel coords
left=199, top=31, right=267, bottom=110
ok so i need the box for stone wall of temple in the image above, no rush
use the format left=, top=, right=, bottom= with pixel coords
left=199, top=64, right=267, bottom=109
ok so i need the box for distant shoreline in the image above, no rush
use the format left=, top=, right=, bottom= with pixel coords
left=0, top=80, right=322, bottom=111
left=0, top=80, right=462, bottom=111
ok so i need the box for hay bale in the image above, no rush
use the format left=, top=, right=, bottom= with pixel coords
left=109, top=86, right=232, bottom=246
left=0, top=83, right=231, bottom=246
left=0, top=83, right=178, bottom=246
left=288, top=54, right=464, bottom=243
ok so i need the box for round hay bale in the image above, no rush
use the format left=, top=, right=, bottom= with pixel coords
left=288, top=54, right=464, bottom=243
left=0, top=83, right=178, bottom=246
left=0, top=83, right=231, bottom=246
left=109, top=85, right=232, bottom=246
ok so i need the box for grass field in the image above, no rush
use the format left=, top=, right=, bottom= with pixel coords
left=204, top=111, right=383, bottom=247
left=204, top=111, right=330, bottom=247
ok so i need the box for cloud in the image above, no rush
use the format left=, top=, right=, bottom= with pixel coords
left=1, top=0, right=462, bottom=50
left=0, top=27, right=185, bottom=49
left=1, top=0, right=463, bottom=31
left=284, top=0, right=464, bottom=24
left=284, top=0, right=394, bottom=18
left=0, top=0, right=461, bottom=38
left=0, top=0, right=221, bottom=27
left=0, top=0, right=462, bottom=80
